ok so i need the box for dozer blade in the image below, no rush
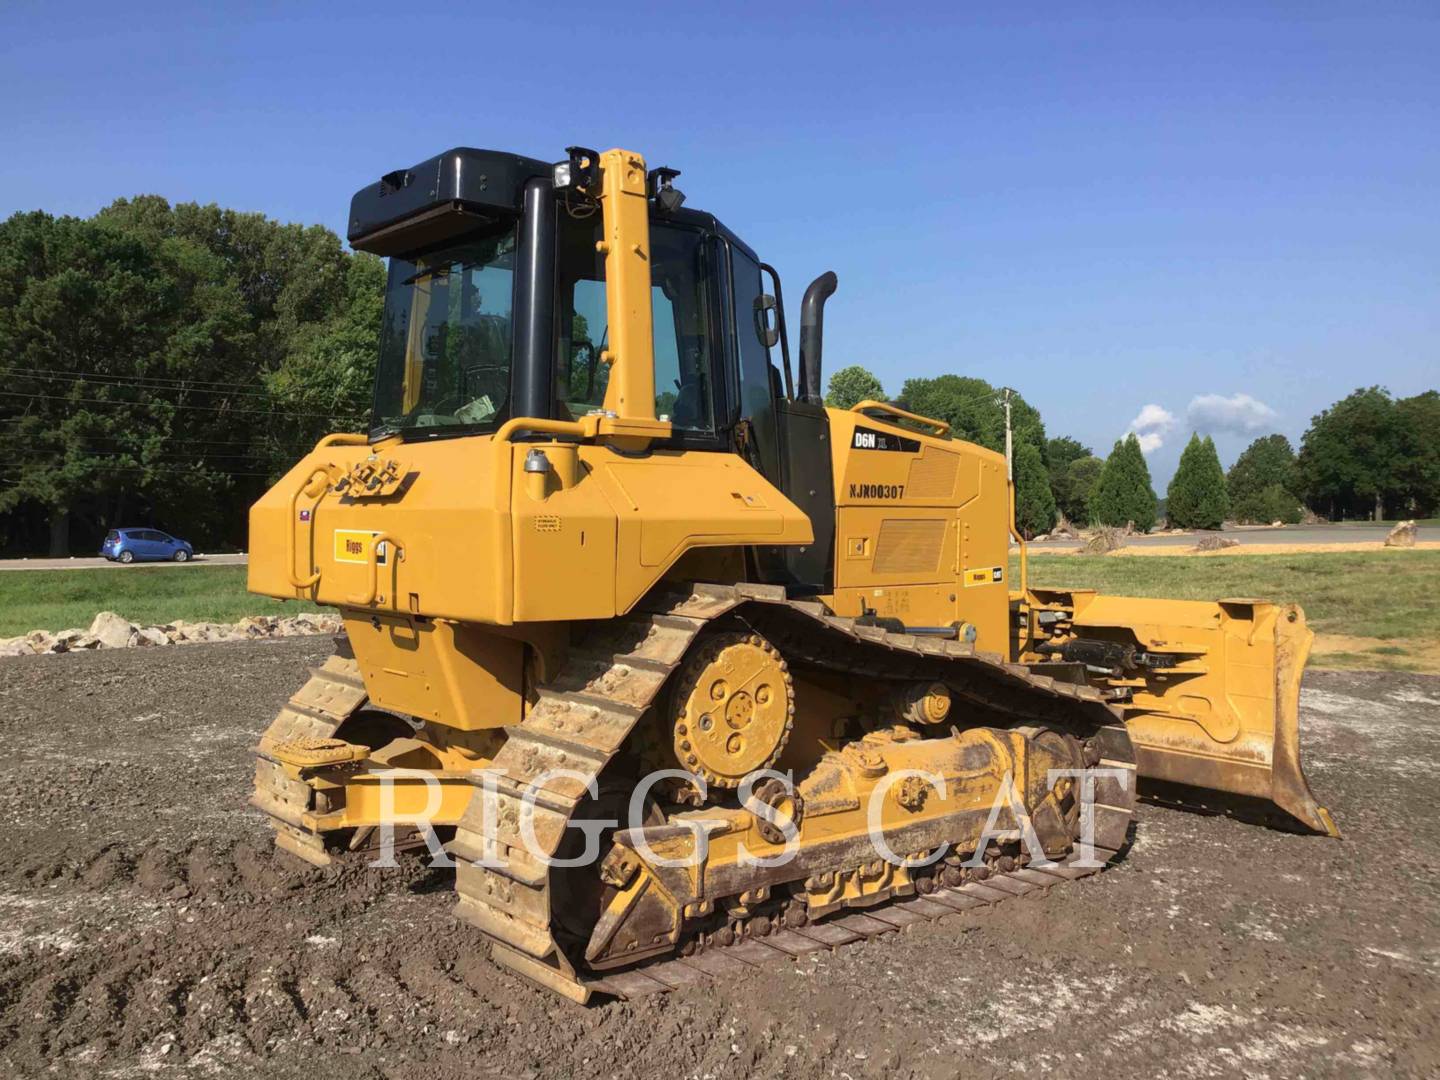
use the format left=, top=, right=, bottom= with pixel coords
left=1027, top=590, right=1339, bottom=837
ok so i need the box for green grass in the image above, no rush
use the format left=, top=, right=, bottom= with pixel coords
left=0, top=566, right=323, bottom=637
left=1020, top=550, right=1440, bottom=671
left=6, top=551, right=1438, bottom=674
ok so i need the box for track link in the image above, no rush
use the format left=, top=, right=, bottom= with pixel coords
left=250, top=644, right=369, bottom=866
left=591, top=842, right=1119, bottom=1000
left=450, top=582, right=1137, bottom=1001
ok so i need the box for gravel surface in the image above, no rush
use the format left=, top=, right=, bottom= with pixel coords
left=0, top=639, right=1436, bottom=1079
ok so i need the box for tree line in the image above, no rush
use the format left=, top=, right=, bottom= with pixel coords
left=0, top=194, right=1432, bottom=555
left=0, top=201, right=381, bottom=555
left=825, top=366, right=1439, bottom=536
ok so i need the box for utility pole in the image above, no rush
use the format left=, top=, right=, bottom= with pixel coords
left=1003, top=388, right=1013, bottom=484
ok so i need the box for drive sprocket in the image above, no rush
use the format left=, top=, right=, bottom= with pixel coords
left=669, top=630, right=795, bottom=788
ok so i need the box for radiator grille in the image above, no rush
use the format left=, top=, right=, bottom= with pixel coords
left=905, top=448, right=960, bottom=499
left=872, top=519, right=946, bottom=574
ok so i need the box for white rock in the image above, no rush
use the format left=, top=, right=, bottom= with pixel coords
left=135, top=626, right=171, bottom=647
left=1385, top=520, right=1418, bottom=548
left=89, top=611, right=137, bottom=649
left=0, top=638, right=32, bottom=657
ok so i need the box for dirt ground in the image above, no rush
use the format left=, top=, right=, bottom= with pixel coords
left=0, top=639, right=1436, bottom=1079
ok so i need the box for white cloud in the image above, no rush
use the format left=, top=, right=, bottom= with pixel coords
left=1125, top=403, right=1176, bottom=455
left=1187, top=392, right=1278, bottom=435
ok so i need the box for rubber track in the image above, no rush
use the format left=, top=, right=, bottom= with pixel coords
left=449, top=582, right=1137, bottom=999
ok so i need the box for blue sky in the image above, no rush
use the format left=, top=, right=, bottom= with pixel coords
left=2, top=2, right=1435, bottom=486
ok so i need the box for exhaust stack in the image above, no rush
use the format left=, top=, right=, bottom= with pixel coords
left=797, top=271, right=838, bottom=405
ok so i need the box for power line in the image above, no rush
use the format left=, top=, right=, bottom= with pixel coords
left=0, top=364, right=366, bottom=395
left=0, top=389, right=366, bottom=421
left=0, top=465, right=277, bottom=478
left=2, top=449, right=295, bottom=461
left=0, top=367, right=371, bottom=407
left=0, top=420, right=343, bottom=446
left=0, top=433, right=328, bottom=450
left=0, top=370, right=278, bottom=402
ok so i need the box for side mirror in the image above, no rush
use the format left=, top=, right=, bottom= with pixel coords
left=753, top=294, right=781, bottom=348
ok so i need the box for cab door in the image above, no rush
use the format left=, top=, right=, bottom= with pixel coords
left=724, top=241, right=834, bottom=592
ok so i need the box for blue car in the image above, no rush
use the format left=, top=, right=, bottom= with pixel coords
left=101, top=528, right=194, bottom=564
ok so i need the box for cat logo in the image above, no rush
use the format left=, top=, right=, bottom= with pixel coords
left=964, top=566, right=1004, bottom=587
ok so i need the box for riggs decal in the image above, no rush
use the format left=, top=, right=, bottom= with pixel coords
left=849, top=483, right=906, bottom=499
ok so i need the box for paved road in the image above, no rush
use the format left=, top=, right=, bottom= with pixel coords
left=0, top=553, right=248, bottom=571
left=1032, top=523, right=1398, bottom=549
left=0, top=525, right=1403, bottom=568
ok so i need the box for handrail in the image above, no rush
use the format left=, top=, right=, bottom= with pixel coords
left=850, top=400, right=950, bottom=437
left=493, top=415, right=600, bottom=444
left=316, top=432, right=370, bottom=449
left=287, top=467, right=333, bottom=589
left=347, top=531, right=402, bottom=606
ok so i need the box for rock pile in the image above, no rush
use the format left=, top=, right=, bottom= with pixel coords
left=1192, top=535, right=1241, bottom=552
left=0, top=611, right=342, bottom=658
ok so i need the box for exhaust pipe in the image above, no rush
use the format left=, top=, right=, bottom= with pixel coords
left=797, top=271, right=838, bottom=405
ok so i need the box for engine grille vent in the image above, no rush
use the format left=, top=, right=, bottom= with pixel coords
left=872, top=519, right=946, bottom=574
left=905, top=448, right=959, bottom=500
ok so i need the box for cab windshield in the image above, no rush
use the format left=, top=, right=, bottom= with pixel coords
left=371, top=223, right=517, bottom=439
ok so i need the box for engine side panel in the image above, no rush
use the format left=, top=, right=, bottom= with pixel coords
left=822, top=408, right=1011, bottom=651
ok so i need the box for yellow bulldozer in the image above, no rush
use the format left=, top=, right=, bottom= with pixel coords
left=248, top=146, right=1336, bottom=1002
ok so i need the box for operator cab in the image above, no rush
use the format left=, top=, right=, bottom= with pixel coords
left=349, top=146, right=838, bottom=592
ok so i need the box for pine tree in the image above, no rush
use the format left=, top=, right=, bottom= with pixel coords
left=1090, top=434, right=1158, bottom=532
left=1013, top=441, right=1057, bottom=538
left=1064, top=455, right=1105, bottom=525
left=1167, top=434, right=1230, bottom=529
left=1045, top=436, right=1094, bottom=522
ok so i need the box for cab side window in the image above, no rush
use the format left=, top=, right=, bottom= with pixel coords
left=554, top=215, right=715, bottom=433
left=729, top=245, right=781, bottom=480
left=649, top=225, right=713, bottom=431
